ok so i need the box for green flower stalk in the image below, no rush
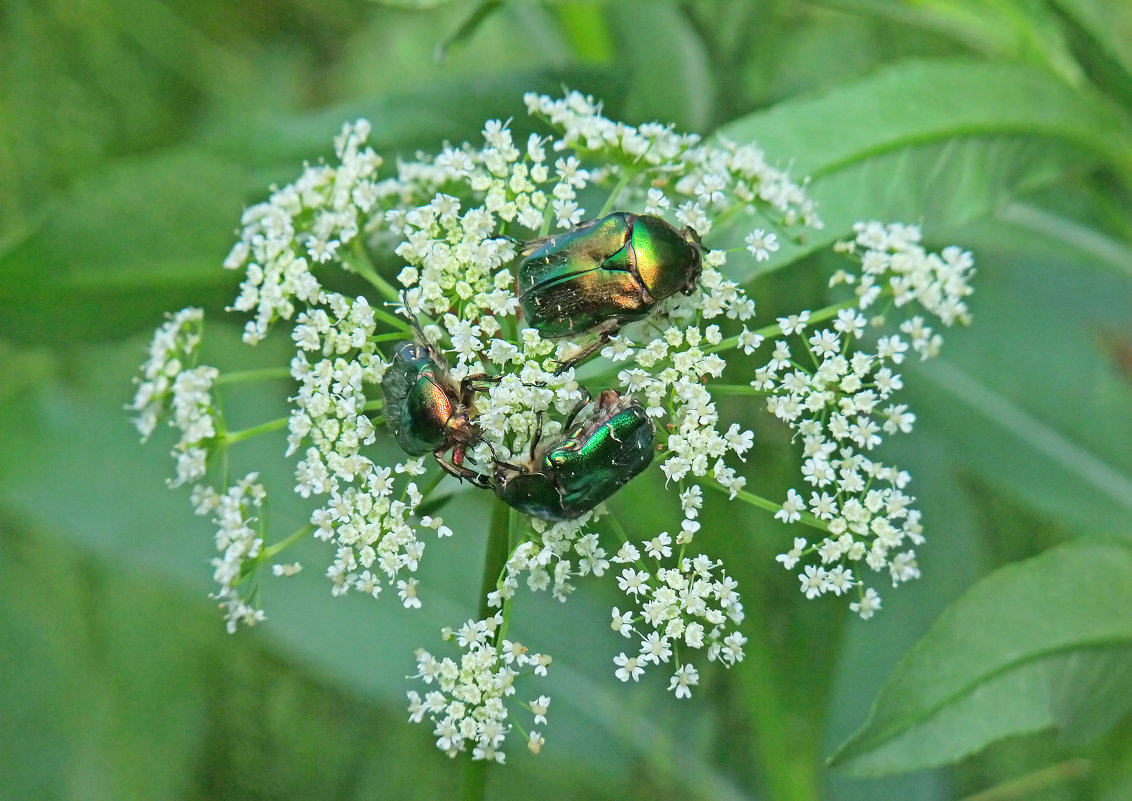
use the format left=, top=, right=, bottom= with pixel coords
left=128, top=90, right=974, bottom=761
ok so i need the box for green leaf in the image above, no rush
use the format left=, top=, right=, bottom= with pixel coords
left=0, top=149, right=258, bottom=344
left=0, top=525, right=211, bottom=800
left=713, top=59, right=1132, bottom=278
left=2, top=70, right=623, bottom=346
left=201, top=70, right=616, bottom=171
left=364, top=0, right=457, bottom=7
left=0, top=330, right=746, bottom=796
left=0, top=149, right=253, bottom=289
left=996, top=201, right=1132, bottom=279
left=816, top=1, right=1086, bottom=84
left=436, top=1, right=506, bottom=60
left=911, top=358, right=1132, bottom=533
left=823, top=450, right=983, bottom=801
left=830, top=539, right=1132, bottom=775
left=723, top=59, right=1132, bottom=177
left=1053, top=0, right=1132, bottom=79
left=904, top=215, right=1132, bottom=535
left=608, top=2, right=715, bottom=132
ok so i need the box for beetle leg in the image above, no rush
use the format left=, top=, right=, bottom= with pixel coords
left=436, top=447, right=491, bottom=488
left=561, top=389, right=592, bottom=431
left=493, top=459, right=527, bottom=473
left=460, top=372, right=500, bottom=403
left=552, top=320, right=622, bottom=375
left=528, top=410, right=547, bottom=460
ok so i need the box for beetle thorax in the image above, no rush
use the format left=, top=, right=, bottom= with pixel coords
left=440, top=407, right=473, bottom=442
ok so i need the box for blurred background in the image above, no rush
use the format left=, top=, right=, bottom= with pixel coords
left=2, top=1, right=1131, bottom=799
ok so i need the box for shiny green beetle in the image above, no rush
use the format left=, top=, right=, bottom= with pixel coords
left=517, top=212, right=703, bottom=370
left=491, top=390, right=655, bottom=520
left=381, top=339, right=492, bottom=485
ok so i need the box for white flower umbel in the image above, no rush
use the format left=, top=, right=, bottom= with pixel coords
left=609, top=547, right=745, bottom=696
left=760, top=222, right=974, bottom=617
left=131, top=90, right=973, bottom=760
left=192, top=473, right=268, bottom=633
left=129, top=307, right=204, bottom=439
left=128, top=307, right=222, bottom=486
left=407, top=613, right=550, bottom=763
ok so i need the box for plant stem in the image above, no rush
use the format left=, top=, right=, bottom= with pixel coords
left=708, top=481, right=829, bottom=533
left=498, top=508, right=523, bottom=641
left=262, top=524, right=316, bottom=560
left=959, top=759, right=1093, bottom=801
left=737, top=602, right=823, bottom=801
left=373, top=306, right=414, bottom=335
left=372, top=331, right=412, bottom=344
left=480, top=501, right=512, bottom=621
left=704, top=298, right=856, bottom=355
left=706, top=383, right=767, bottom=396
left=462, top=760, right=488, bottom=801
left=417, top=468, right=448, bottom=503
left=214, top=367, right=293, bottom=386
left=340, top=242, right=402, bottom=304
left=462, top=501, right=513, bottom=801
left=224, top=416, right=289, bottom=445
left=597, top=169, right=637, bottom=217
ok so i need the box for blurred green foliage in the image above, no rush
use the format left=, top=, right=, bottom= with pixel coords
left=3, top=1, right=1132, bottom=799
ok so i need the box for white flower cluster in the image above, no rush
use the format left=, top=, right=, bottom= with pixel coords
left=388, top=195, right=519, bottom=324
left=224, top=122, right=385, bottom=344
left=288, top=290, right=457, bottom=600
left=191, top=473, right=268, bottom=633
left=610, top=545, right=745, bottom=697
left=488, top=510, right=608, bottom=607
left=613, top=312, right=754, bottom=499
left=127, top=307, right=222, bottom=487
left=525, top=91, right=821, bottom=230
left=762, top=222, right=975, bottom=617
left=132, top=88, right=974, bottom=761
left=835, top=220, right=974, bottom=329
left=128, top=307, right=204, bottom=438
left=407, top=614, right=551, bottom=762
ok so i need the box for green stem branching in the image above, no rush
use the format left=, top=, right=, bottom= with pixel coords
left=704, top=298, right=857, bottom=355
left=262, top=524, right=317, bottom=560
left=597, top=169, right=638, bottom=218
left=223, top=416, right=289, bottom=445
left=214, top=367, right=293, bottom=386
left=708, top=480, right=829, bottom=534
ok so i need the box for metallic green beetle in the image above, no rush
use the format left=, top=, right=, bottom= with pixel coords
left=491, top=389, right=655, bottom=520
left=516, top=212, right=703, bottom=370
left=381, top=339, right=492, bottom=485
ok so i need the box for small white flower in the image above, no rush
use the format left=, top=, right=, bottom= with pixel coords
left=644, top=531, right=673, bottom=559
left=776, top=537, right=807, bottom=570
left=778, top=311, right=811, bottom=336
left=799, top=565, right=828, bottom=599
left=611, top=607, right=634, bottom=637
left=614, top=652, right=645, bottom=682
left=745, top=228, right=779, bottom=262
left=398, top=578, right=422, bottom=609
left=775, top=489, right=805, bottom=523
left=668, top=664, right=700, bottom=699
left=850, top=588, right=882, bottom=619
